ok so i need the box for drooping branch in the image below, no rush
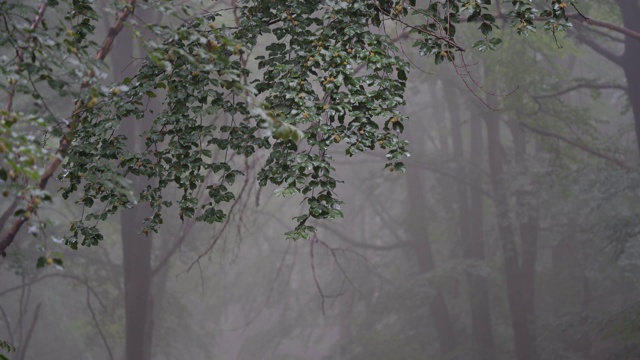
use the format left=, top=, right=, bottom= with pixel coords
left=482, top=7, right=638, bottom=63
left=375, top=2, right=466, bottom=52
left=0, top=0, right=138, bottom=257
left=485, top=6, right=640, bottom=43
left=4, top=1, right=48, bottom=116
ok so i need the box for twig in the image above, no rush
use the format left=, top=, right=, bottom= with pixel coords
left=85, top=276, right=114, bottom=360
left=320, top=223, right=411, bottom=251
left=0, top=306, right=13, bottom=344
left=309, top=236, right=326, bottom=316
left=16, top=303, right=40, bottom=360
left=0, top=273, right=108, bottom=311
left=374, top=1, right=465, bottom=52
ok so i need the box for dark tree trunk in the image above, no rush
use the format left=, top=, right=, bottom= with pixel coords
left=617, top=1, right=640, bottom=155
left=109, top=13, right=154, bottom=360
left=406, top=165, right=458, bottom=358
left=446, top=87, right=496, bottom=360
left=485, top=114, right=534, bottom=360
left=121, top=203, right=153, bottom=360
left=509, top=121, right=539, bottom=341
left=551, top=217, right=591, bottom=358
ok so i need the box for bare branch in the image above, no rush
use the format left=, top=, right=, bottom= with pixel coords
left=16, top=303, right=40, bottom=360
left=568, top=13, right=640, bottom=43
left=572, top=27, right=623, bottom=66
left=520, top=123, right=627, bottom=169
left=534, top=82, right=627, bottom=99
left=85, top=276, right=114, bottom=360
left=0, top=273, right=108, bottom=311
left=320, top=223, right=412, bottom=251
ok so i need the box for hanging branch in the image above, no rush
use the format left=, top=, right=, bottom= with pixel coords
left=4, top=1, right=48, bottom=116
left=0, top=0, right=138, bottom=257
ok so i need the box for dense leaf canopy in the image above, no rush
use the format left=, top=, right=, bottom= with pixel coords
left=0, top=0, right=575, bottom=254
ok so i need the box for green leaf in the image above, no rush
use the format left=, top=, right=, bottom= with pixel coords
left=371, top=12, right=381, bottom=27
left=83, top=197, right=94, bottom=207
left=274, top=186, right=298, bottom=197
left=36, top=256, right=47, bottom=268
left=398, top=69, right=407, bottom=81
left=479, top=22, right=493, bottom=36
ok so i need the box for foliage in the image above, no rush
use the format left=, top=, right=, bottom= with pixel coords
left=0, top=339, right=15, bottom=360
left=0, top=0, right=577, bottom=254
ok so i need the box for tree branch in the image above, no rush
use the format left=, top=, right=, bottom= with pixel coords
left=16, top=303, right=40, bottom=360
left=4, top=1, right=48, bottom=116
left=568, top=13, right=640, bottom=43
left=320, top=223, right=412, bottom=251
left=534, top=82, right=627, bottom=99
left=96, top=0, right=137, bottom=61
left=573, top=30, right=623, bottom=66
left=85, top=276, right=113, bottom=360
left=0, top=199, right=18, bottom=235
left=0, top=0, right=138, bottom=257
left=0, top=273, right=108, bottom=311
left=520, top=123, right=627, bottom=169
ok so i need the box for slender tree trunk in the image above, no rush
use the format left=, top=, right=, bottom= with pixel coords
left=406, top=165, right=458, bottom=358
left=550, top=217, right=594, bottom=358
left=469, top=98, right=497, bottom=360
left=484, top=114, right=534, bottom=360
left=109, top=14, right=154, bottom=360
left=446, top=87, right=496, bottom=360
left=509, top=121, right=539, bottom=348
left=121, top=203, right=153, bottom=360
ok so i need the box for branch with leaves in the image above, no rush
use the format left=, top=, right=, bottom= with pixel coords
left=0, top=0, right=589, bottom=257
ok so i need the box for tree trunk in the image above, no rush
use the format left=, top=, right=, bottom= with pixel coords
left=406, top=165, right=458, bottom=358
left=485, top=114, right=534, bottom=360
left=121, top=204, right=153, bottom=360
left=109, top=14, right=154, bottom=360
left=551, top=217, right=591, bottom=358
left=509, top=120, right=539, bottom=346
left=617, top=0, right=640, bottom=156
left=446, top=87, right=496, bottom=360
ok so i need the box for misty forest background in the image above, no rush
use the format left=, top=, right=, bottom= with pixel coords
left=2, top=0, right=640, bottom=359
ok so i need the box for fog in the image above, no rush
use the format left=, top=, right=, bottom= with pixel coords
left=2, top=1, right=640, bottom=359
